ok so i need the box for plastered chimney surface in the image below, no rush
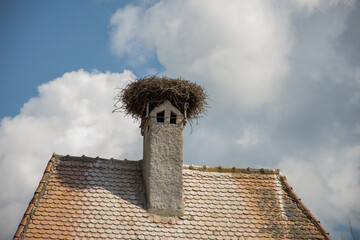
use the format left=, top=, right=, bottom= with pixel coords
left=142, top=101, right=184, bottom=216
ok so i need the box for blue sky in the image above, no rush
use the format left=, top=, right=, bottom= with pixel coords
left=0, top=0, right=163, bottom=118
left=1, top=0, right=360, bottom=239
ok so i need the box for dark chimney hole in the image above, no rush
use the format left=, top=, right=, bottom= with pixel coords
left=157, top=111, right=165, bottom=123
left=170, top=112, right=177, bottom=124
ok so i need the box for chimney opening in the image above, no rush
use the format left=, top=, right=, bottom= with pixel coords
left=170, top=112, right=177, bottom=124
left=156, top=111, right=165, bottom=123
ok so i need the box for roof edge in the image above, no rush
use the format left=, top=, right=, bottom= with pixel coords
left=277, top=172, right=331, bottom=240
left=13, top=153, right=58, bottom=240
left=183, top=164, right=279, bottom=174
left=56, top=154, right=142, bottom=165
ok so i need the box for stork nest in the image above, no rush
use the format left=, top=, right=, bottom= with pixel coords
left=113, top=76, right=208, bottom=122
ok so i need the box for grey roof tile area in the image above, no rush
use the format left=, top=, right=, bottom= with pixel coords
left=15, top=154, right=329, bottom=239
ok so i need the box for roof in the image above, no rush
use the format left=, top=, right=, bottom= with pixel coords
left=14, top=154, right=330, bottom=239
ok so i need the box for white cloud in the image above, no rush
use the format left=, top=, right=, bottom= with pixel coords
left=291, top=0, right=355, bottom=12
left=110, top=5, right=146, bottom=60
left=236, top=126, right=260, bottom=148
left=110, top=0, right=292, bottom=108
left=0, top=69, right=142, bottom=239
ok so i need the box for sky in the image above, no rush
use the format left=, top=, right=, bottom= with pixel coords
left=0, top=0, right=359, bottom=239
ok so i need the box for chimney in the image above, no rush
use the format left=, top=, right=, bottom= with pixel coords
left=115, top=76, right=207, bottom=216
left=141, top=100, right=185, bottom=216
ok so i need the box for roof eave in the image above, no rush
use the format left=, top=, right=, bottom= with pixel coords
left=277, top=171, right=331, bottom=240
left=13, top=153, right=58, bottom=240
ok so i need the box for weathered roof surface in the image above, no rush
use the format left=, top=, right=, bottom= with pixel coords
left=14, top=154, right=330, bottom=239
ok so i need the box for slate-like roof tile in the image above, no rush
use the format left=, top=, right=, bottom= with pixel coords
left=14, top=154, right=330, bottom=239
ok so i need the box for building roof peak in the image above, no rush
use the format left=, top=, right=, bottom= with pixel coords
left=14, top=153, right=330, bottom=239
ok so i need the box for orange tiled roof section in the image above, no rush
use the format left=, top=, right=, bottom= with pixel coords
left=14, top=154, right=330, bottom=239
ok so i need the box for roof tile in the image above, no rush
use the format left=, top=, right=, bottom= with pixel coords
left=15, top=154, right=330, bottom=239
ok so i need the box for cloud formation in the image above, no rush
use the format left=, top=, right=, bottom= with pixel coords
left=0, top=69, right=142, bottom=239
left=109, top=0, right=360, bottom=237
left=292, top=0, right=354, bottom=12
left=110, top=0, right=292, bottom=108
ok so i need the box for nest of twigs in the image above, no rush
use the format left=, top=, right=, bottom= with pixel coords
left=113, top=76, right=208, bottom=122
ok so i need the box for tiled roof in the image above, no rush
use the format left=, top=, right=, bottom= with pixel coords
left=14, top=154, right=330, bottom=239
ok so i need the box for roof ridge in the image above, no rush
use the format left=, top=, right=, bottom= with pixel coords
left=183, top=164, right=279, bottom=174
left=13, top=153, right=58, bottom=240
left=51, top=155, right=280, bottom=175
left=51, top=154, right=279, bottom=175
left=55, top=154, right=142, bottom=165
left=277, top=173, right=331, bottom=240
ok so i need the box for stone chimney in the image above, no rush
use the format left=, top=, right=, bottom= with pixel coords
left=115, top=76, right=206, bottom=216
left=141, top=100, right=185, bottom=216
